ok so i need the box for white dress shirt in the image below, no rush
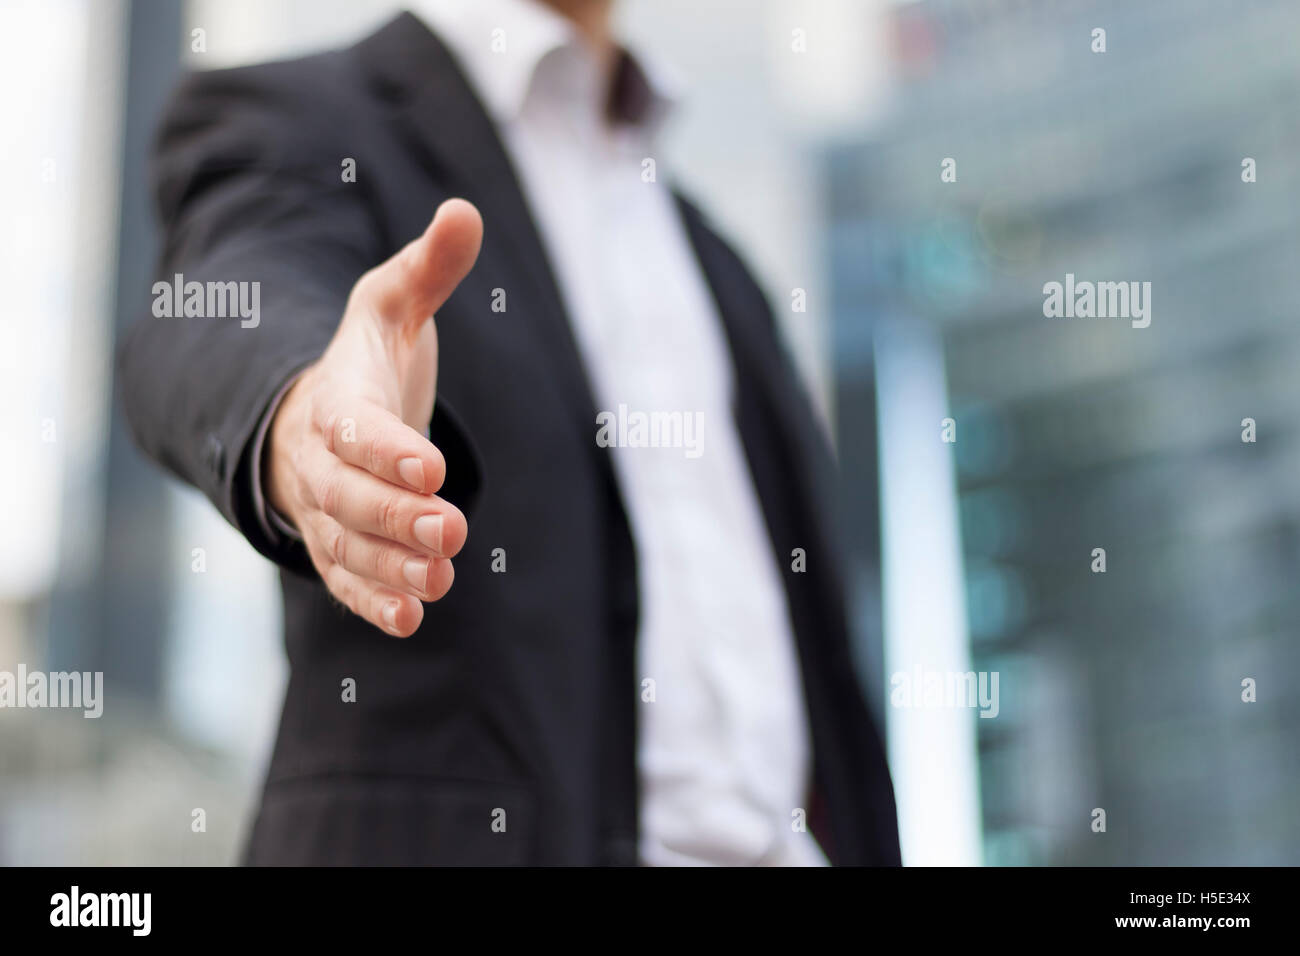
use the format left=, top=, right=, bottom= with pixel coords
left=260, top=0, right=827, bottom=866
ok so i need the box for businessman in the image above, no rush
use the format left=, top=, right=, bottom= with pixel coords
left=119, top=0, right=900, bottom=865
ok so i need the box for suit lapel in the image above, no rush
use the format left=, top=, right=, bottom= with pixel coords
left=676, top=194, right=855, bottom=859
left=353, top=13, right=815, bottom=472
left=353, top=12, right=604, bottom=436
left=674, top=194, right=831, bottom=501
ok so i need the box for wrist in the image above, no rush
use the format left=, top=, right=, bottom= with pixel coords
left=265, top=372, right=312, bottom=526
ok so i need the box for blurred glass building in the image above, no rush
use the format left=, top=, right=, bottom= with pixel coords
left=828, top=0, right=1300, bottom=864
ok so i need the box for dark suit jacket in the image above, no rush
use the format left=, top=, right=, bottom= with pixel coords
left=118, top=11, right=901, bottom=866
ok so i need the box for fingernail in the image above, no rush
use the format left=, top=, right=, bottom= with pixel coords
left=413, top=514, right=444, bottom=552
left=397, top=457, right=424, bottom=491
left=403, top=556, right=429, bottom=591
left=382, top=601, right=399, bottom=631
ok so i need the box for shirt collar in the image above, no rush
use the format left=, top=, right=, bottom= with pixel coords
left=411, top=0, right=678, bottom=133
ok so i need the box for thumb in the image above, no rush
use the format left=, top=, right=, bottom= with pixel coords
left=362, top=198, right=483, bottom=323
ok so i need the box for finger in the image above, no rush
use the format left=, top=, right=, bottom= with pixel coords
left=314, top=516, right=456, bottom=602
left=317, top=552, right=425, bottom=638
left=310, top=452, right=468, bottom=557
left=315, top=395, right=446, bottom=494
left=356, top=197, right=483, bottom=325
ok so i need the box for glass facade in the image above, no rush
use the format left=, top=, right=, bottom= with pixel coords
left=829, top=0, right=1300, bottom=864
